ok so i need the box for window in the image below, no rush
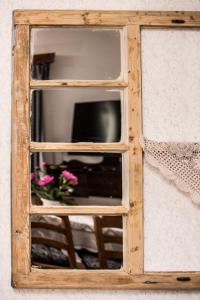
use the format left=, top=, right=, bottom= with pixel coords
left=12, top=10, right=200, bottom=289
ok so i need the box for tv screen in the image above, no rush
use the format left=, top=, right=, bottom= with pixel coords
left=72, top=100, right=121, bottom=143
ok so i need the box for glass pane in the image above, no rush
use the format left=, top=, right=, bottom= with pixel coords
left=31, top=88, right=122, bottom=143
left=31, top=27, right=122, bottom=80
left=31, top=214, right=123, bottom=269
left=31, top=152, right=122, bottom=206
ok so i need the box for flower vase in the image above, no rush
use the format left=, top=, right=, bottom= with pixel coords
left=41, top=198, right=63, bottom=206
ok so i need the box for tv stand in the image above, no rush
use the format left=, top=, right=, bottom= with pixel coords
left=61, top=156, right=122, bottom=198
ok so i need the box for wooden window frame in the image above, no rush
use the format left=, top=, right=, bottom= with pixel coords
left=12, top=10, right=200, bottom=289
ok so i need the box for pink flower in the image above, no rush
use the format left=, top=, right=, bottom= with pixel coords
left=38, top=175, right=54, bottom=186
left=61, top=170, right=78, bottom=185
left=31, top=173, right=35, bottom=181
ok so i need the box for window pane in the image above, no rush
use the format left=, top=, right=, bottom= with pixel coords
left=31, top=214, right=123, bottom=269
left=31, top=88, right=123, bottom=143
left=31, top=152, right=122, bottom=206
left=31, top=27, right=122, bottom=80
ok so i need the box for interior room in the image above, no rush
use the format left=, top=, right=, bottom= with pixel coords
left=30, top=27, right=124, bottom=269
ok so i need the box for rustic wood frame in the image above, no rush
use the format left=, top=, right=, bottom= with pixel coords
left=12, top=10, right=200, bottom=289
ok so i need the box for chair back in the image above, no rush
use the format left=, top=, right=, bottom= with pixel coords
left=93, top=216, right=123, bottom=268
left=31, top=216, right=76, bottom=268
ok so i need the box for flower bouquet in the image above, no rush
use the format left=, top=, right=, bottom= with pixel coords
left=31, top=163, right=78, bottom=205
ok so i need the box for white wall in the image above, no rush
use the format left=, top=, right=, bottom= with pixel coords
left=1, top=1, right=200, bottom=299
left=142, top=29, right=200, bottom=271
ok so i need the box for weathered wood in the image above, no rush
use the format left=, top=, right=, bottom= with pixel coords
left=30, top=206, right=128, bottom=215
left=30, top=79, right=128, bottom=88
left=14, top=10, right=200, bottom=27
left=30, top=142, right=128, bottom=152
left=12, top=10, right=200, bottom=289
left=12, top=270, right=200, bottom=289
left=123, top=25, right=143, bottom=275
left=12, top=25, right=30, bottom=275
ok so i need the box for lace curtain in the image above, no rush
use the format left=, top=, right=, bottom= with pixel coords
left=140, top=137, right=200, bottom=205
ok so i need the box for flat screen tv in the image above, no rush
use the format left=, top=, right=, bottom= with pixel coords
left=71, top=100, right=121, bottom=143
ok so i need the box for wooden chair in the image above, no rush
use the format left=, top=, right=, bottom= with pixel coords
left=93, top=216, right=123, bottom=268
left=31, top=216, right=77, bottom=269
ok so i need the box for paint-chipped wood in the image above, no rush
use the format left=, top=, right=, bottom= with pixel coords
left=12, top=270, right=200, bottom=289
left=12, top=25, right=30, bottom=275
left=123, top=25, right=143, bottom=275
left=13, top=10, right=200, bottom=27
left=30, top=142, right=128, bottom=152
left=12, top=10, right=200, bottom=289
left=30, top=206, right=128, bottom=215
left=30, top=80, right=128, bottom=88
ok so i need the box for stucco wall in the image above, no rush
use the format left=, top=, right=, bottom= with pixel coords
left=142, top=28, right=200, bottom=271
left=1, top=0, right=200, bottom=299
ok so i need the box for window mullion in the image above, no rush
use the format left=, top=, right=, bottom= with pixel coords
left=123, top=24, right=143, bottom=275
left=12, top=24, right=31, bottom=275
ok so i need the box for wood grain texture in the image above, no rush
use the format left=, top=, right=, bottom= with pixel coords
left=30, top=142, right=128, bottom=152
left=12, top=270, right=200, bottom=289
left=14, top=10, right=200, bottom=27
left=12, top=10, right=200, bottom=289
left=30, top=206, right=128, bottom=215
left=12, top=25, right=30, bottom=275
left=30, top=80, right=128, bottom=88
left=123, top=25, right=143, bottom=275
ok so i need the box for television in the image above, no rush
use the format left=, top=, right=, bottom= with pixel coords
left=71, top=100, right=121, bottom=143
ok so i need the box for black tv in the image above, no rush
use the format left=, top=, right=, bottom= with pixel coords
left=71, top=100, right=121, bottom=143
